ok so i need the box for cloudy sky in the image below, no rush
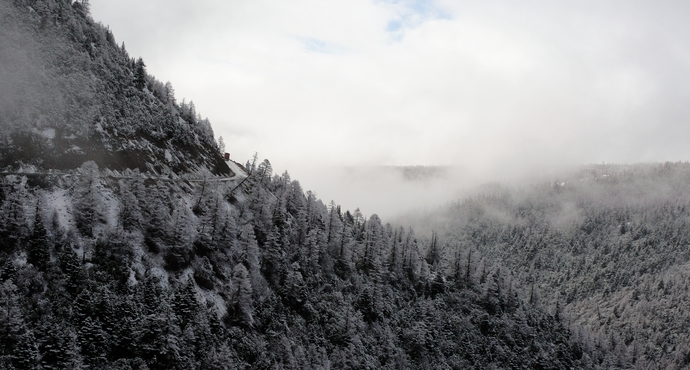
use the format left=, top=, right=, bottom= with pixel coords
left=89, top=0, right=690, bottom=215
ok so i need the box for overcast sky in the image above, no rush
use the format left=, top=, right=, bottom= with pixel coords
left=89, top=0, right=690, bottom=215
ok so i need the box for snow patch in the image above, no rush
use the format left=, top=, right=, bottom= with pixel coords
left=99, top=185, right=120, bottom=231
left=45, top=189, right=74, bottom=231
left=180, top=267, right=195, bottom=282
left=127, top=269, right=138, bottom=286
left=33, top=128, right=55, bottom=139
left=17, top=164, right=38, bottom=173
left=95, top=120, right=104, bottom=133
left=200, top=289, right=228, bottom=317
left=225, top=160, right=248, bottom=179
left=68, top=145, right=84, bottom=154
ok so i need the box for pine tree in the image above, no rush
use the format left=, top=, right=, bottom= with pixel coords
left=0, top=280, right=23, bottom=355
left=1, top=261, right=17, bottom=283
left=118, top=180, right=143, bottom=232
left=58, top=247, right=84, bottom=295
left=335, top=224, right=354, bottom=279
left=40, top=320, right=79, bottom=369
left=139, top=299, right=183, bottom=368
left=230, top=263, right=254, bottom=327
left=217, top=136, right=225, bottom=155
left=256, top=159, right=273, bottom=185
left=111, top=294, right=142, bottom=359
left=403, top=228, right=421, bottom=281
left=145, top=182, right=172, bottom=240
left=141, top=275, right=164, bottom=315
left=237, top=223, right=261, bottom=287
left=262, top=225, right=287, bottom=286
left=305, top=228, right=324, bottom=276
left=173, top=281, right=199, bottom=330
left=0, top=176, right=29, bottom=248
left=134, top=57, right=146, bottom=90
left=27, top=210, right=50, bottom=271
left=425, top=231, right=442, bottom=271
left=388, top=227, right=403, bottom=277
left=13, top=329, right=40, bottom=369
left=78, top=317, right=108, bottom=367
left=165, top=81, right=176, bottom=105
left=73, top=161, right=104, bottom=237
left=483, top=267, right=504, bottom=315
left=171, top=197, right=196, bottom=247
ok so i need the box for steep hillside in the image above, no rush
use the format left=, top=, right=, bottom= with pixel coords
left=407, top=162, right=690, bottom=368
left=0, top=1, right=627, bottom=369
left=0, top=0, right=230, bottom=175
left=0, top=159, right=626, bottom=369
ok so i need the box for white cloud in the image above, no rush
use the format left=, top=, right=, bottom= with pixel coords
left=90, top=0, right=690, bottom=214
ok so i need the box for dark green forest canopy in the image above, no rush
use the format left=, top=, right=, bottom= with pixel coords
left=0, top=0, right=631, bottom=369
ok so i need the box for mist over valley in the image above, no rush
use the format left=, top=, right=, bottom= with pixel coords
left=2, top=0, right=690, bottom=368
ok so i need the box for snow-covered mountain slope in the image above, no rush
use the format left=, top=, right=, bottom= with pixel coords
left=0, top=1, right=628, bottom=369
left=0, top=0, right=230, bottom=176
left=404, top=162, right=690, bottom=368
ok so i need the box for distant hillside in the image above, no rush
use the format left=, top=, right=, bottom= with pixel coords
left=386, top=166, right=451, bottom=182
left=405, top=162, right=690, bottom=369
left=0, top=0, right=230, bottom=175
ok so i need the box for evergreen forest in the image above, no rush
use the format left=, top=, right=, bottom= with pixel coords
left=403, top=163, right=690, bottom=369
left=0, top=0, right=682, bottom=369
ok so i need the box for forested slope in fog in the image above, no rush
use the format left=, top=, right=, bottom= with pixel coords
left=0, top=0, right=228, bottom=175
left=0, top=159, right=626, bottom=369
left=0, top=0, right=628, bottom=368
left=404, top=162, right=690, bottom=369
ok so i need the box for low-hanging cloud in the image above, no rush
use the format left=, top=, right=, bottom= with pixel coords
left=90, top=0, right=690, bottom=217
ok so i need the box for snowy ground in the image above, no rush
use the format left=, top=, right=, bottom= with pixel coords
left=44, top=189, right=75, bottom=233
left=225, top=160, right=248, bottom=179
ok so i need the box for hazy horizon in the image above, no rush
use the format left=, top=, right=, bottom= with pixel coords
left=89, top=0, right=690, bottom=217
